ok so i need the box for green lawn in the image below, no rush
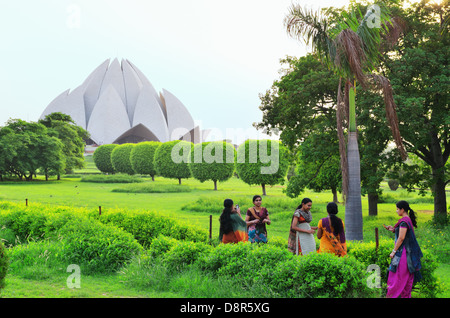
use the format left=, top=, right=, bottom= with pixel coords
left=0, top=155, right=448, bottom=298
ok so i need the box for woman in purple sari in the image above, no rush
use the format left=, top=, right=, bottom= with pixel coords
left=383, top=200, right=423, bottom=298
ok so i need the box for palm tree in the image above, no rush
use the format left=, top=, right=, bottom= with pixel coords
left=284, top=2, right=408, bottom=240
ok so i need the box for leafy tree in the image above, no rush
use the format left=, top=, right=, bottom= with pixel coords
left=286, top=121, right=342, bottom=203
left=130, top=141, right=161, bottom=180
left=39, top=112, right=89, bottom=177
left=235, top=139, right=289, bottom=195
left=283, top=1, right=408, bottom=240
left=0, top=119, right=65, bottom=181
left=93, top=144, right=118, bottom=174
left=189, top=141, right=236, bottom=190
left=383, top=0, right=449, bottom=221
left=111, top=144, right=136, bottom=175
left=154, top=140, right=193, bottom=185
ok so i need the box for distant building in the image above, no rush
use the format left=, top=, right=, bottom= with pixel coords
left=40, top=58, right=208, bottom=145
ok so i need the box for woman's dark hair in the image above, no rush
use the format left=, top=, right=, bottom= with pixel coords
left=253, top=195, right=262, bottom=203
left=396, top=200, right=417, bottom=228
left=220, top=199, right=234, bottom=234
left=297, top=197, right=312, bottom=210
left=327, top=202, right=344, bottom=236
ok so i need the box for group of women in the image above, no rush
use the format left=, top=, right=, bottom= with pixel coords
left=218, top=195, right=423, bottom=298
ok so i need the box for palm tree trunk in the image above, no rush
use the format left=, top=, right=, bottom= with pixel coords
left=345, top=86, right=363, bottom=241
left=345, top=131, right=364, bottom=241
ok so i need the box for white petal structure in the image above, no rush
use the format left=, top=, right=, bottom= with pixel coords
left=40, top=58, right=206, bottom=145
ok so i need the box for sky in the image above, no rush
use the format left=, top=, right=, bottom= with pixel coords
left=0, top=0, right=351, bottom=144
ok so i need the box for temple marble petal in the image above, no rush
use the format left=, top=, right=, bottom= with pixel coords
left=40, top=58, right=207, bottom=145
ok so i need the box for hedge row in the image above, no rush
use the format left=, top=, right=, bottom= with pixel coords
left=0, top=201, right=207, bottom=274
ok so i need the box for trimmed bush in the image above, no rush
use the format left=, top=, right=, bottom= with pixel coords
left=130, top=141, right=161, bottom=179
left=91, top=209, right=208, bottom=247
left=189, top=141, right=236, bottom=190
left=154, top=140, right=193, bottom=184
left=112, top=183, right=191, bottom=193
left=81, top=174, right=144, bottom=183
left=163, top=240, right=214, bottom=271
left=111, top=143, right=136, bottom=175
left=93, top=144, right=117, bottom=174
left=235, top=139, right=289, bottom=195
left=58, top=218, right=142, bottom=273
left=0, top=241, right=8, bottom=291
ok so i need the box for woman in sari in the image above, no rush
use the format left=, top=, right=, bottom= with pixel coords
left=317, top=202, right=347, bottom=256
left=288, top=198, right=317, bottom=255
left=219, top=199, right=248, bottom=243
left=384, top=200, right=423, bottom=298
left=245, top=195, right=271, bottom=243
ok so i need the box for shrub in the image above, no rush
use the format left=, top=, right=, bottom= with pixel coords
left=81, top=174, right=144, bottom=183
left=163, top=240, right=213, bottom=271
left=147, top=235, right=180, bottom=259
left=130, top=141, right=161, bottom=179
left=0, top=241, right=8, bottom=291
left=58, top=217, right=142, bottom=273
left=111, top=143, right=136, bottom=175
left=154, top=140, right=193, bottom=184
left=112, top=183, right=191, bottom=193
left=93, top=144, right=117, bottom=174
left=93, top=209, right=208, bottom=247
left=189, top=141, right=235, bottom=190
left=388, top=179, right=399, bottom=191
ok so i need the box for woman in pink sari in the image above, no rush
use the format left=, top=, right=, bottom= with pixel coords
left=384, top=200, right=423, bottom=298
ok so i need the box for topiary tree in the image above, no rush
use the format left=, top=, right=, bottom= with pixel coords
left=0, top=241, right=8, bottom=292
left=111, top=143, right=136, bottom=175
left=235, top=139, right=289, bottom=195
left=93, top=144, right=118, bottom=174
left=130, top=141, right=161, bottom=180
left=189, top=141, right=236, bottom=190
left=154, top=140, right=193, bottom=185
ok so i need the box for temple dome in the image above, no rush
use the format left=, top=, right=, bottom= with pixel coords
left=40, top=58, right=206, bottom=145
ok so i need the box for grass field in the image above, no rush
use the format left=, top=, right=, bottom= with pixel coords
left=0, top=155, right=448, bottom=298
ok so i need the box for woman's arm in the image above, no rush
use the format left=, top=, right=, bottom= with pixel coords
left=390, top=227, right=407, bottom=258
left=291, top=216, right=314, bottom=234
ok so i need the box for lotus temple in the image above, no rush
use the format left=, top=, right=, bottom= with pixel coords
left=40, top=58, right=208, bottom=145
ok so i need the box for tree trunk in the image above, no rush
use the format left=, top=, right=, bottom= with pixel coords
left=345, top=134, right=363, bottom=241
left=432, top=166, right=448, bottom=222
left=178, top=178, right=182, bottom=185
left=261, top=183, right=266, bottom=196
left=214, top=180, right=217, bottom=191
left=368, top=193, right=378, bottom=216
left=332, top=187, right=339, bottom=203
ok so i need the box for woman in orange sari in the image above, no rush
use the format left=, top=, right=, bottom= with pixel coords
left=219, top=199, right=248, bottom=243
left=317, top=202, right=347, bottom=256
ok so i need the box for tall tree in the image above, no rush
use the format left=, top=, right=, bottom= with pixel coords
left=39, top=112, right=89, bottom=178
left=284, top=1, right=407, bottom=240
left=383, top=0, right=449, bottom=221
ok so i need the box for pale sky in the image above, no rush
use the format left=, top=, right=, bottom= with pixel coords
left=0, top=0, right=350, bottom=144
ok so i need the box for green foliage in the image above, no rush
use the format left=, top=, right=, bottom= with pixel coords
left=0, top=241, right=8, bottom=291
left=130, top=141, right=161, bottom=177
left=162, top=240, right=214, bottom=272
left=235, top=140, right=289, bottom=194
left=91, top=208, right=208, bottom=247
left=0, top=119, right=65, bottom=181
left=93, top=144, right=117, bottom=174
left=81, top=174, right=144, bottom=183
left=189, top=141, right=235, bottom=190
left=111, top=143, right=135, bottom=175
left=58, top=218, right=142, bottom=273
left=112, top=183, right=191, bottom=193
left=39, top=112, right=89, bottom=174
left=154, top=140, right=193, bottom=184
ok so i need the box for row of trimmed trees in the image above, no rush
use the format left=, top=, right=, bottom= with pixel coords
left=93, top=139, right=289, bottom=195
